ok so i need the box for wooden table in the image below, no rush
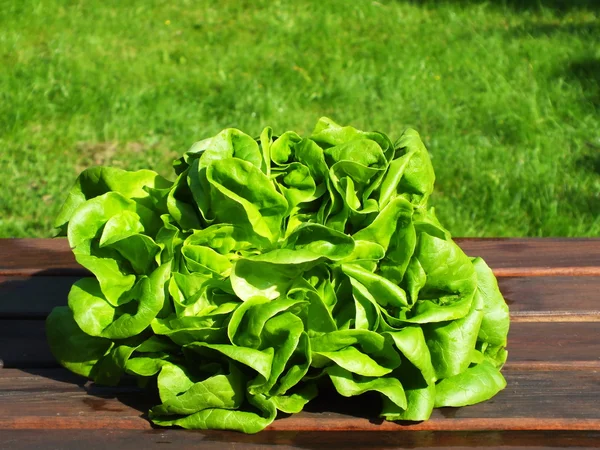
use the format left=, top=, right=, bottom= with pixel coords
left=1, top=238, right=599, bottom=449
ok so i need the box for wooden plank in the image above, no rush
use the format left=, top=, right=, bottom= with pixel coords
left=506, top=322, right=600, bottom=362
left=1, top=238, right=599, bottom=276
left=500, top=276, right=600, bottom=312
left=2, top=275, right=600, bottom=319
left=0, top=368, right=599, bottom=431
left=2, top=430, right=600, bottom=450
left=456, top=238, right=600, bottom=274
left=2, top=320, right=600, bottom=368
left=2, top=430, right=599, bottom=450
left=0, top=239, right=84, bottom=275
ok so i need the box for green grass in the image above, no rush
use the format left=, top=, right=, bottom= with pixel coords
left=1, top=0, right=599, bottom=237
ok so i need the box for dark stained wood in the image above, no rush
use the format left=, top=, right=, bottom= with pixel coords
left=0, top=239, right=83, bottom=275
left=3, top=274, right=600, bottom=319
left=2, top=238, right=599, bottom=276
left=0, top=368, right=86, bottom=390
left=499, top=276, right=600, bottom=312
left=506, top=322, right=600, bottom=362
left=456, top=238, right=600, bottom=273
left=2, top=320, right=600, bottom=368
left=2, top=430, right=599, bottom=450
left=0, top=369, right=599, bottom=432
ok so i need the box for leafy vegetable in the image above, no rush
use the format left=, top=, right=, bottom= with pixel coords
left=47, top=117, right=509, bottom=433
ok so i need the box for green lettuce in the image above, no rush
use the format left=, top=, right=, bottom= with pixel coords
left=47, top=117, right=509, bottom=433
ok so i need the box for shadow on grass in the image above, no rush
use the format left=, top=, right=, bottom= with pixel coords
left=576, top=145, right=600, bottom=175
left=403, top=0, right=600, bottom=13
left=563, top=58, right=600, bottom=107
left=508, top=21, right=600, bottom=38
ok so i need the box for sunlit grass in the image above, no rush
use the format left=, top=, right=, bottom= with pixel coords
left=1, top=0, right=598, bottom=237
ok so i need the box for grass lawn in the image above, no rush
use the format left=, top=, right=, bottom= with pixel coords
left=1, top=0, right=598, bottom=237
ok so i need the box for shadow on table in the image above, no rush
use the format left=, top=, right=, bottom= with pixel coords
left=17, top=367, right=600, bottom=448
left=0, top=270, right=84, bottom=320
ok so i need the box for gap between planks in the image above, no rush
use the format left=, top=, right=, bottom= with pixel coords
left=510, top=311, right=600, bottom=322
left=503, top=361, right=600, bottom=371
left=494, top=267, right=600, bottom=277
left=3, top=416, right=600, bottom=432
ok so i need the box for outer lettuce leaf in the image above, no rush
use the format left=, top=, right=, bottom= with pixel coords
left=402, top=234, right=477, bottom=324
left=270, top=384, right=318, bottom=413
left=150, top=362, right=245, bottom=416
left=385, top=327, right=436, bottom=385
left=424, top=279, right=484, bottom=379
left=151, top=391, right=277, bottom=434
left=46, top=306, right=113, bottom=378
left=473, top=257, right=510, bottom=349
left=393, top=128, right=435, bottom=207
left=55, top=167, right=171, bottom=234
left=326, top=365, right=407, bottom=410
left=68, top=263, right=171, bottom=339
left=382, top=380, right=435, bottom=422
left=434, top=361, right=507, bottom=407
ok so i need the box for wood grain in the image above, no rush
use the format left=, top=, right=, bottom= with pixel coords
left=456, top=238, right=600, bottom=272
left=0, top=239, right=81, bottom=274
left=0, top=369, right=599, bottom=432
left=2, top=430, right=600, bottom=450
left=499, top=276, right=600, bottom=312
left=2, top=238, right=599, bottom=276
